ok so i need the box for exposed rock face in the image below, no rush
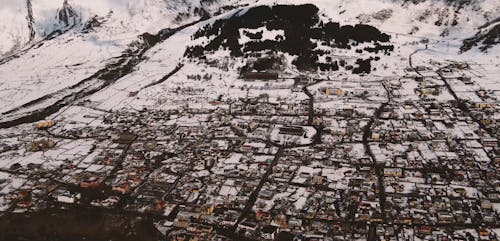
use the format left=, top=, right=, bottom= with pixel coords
left=56, top=0, right=80, bottom=27
left=461, top=19, right=500, bottom=52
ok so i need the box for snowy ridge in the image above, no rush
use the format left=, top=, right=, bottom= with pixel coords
left=0, top=0, right=498, bottom=56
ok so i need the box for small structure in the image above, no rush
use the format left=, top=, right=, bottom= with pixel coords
left=261, top=225, right=278, bottom=240
left=111, top=132, right=137, bottom=144
left=36, top=120, right=56, bottom=130
left=323, top=87, right=343, bottom=96
left=243, top=72, right=278, bottom=80
left=54, top=191, right=81, bottom=204
left=482, top=138, right=498, bottom=147
left=458, top=76, right=473, bottom=85
left=474, top=102, right=492, bottom=109
left=279, top=126, right=305, bottom=136
left=384, top=168, right=403, bottom=178
left=27, top=139, right=56, bottom=152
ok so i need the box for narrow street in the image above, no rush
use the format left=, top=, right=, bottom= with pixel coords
left=437, top=67, right=495, bottom=137
left=302, top=85, right=315, bottom=126
left=236, top=147, right=284, bottom=226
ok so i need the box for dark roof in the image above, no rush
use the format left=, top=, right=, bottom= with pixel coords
left=275, top=231, right=295, bottom=241
left=261, top=225, right=278, bottom=234
left=244, top=72, right=278, bottom=80
left=279, top=126, right=305, bottom=136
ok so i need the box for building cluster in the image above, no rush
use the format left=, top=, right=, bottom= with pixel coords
left=0, top=59, right=498, bottom=241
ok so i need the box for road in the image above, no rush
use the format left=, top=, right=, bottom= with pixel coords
left=236, top=147, right=284, bottom=226
left=303, top=85, right=315, bottom=125
left=408, top=48, right=427, bottom=77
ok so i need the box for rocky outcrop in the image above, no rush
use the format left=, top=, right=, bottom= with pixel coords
left=56, top=0, right=80, bottom=27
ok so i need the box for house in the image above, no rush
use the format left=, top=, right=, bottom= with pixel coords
left=481, top=200, right=493, bottom=209
left=480, top=117, right=495, bottom=126
left=475, top=102, right=492, bottom=109
left=420, top=87, right=440, bottom=95
left=416, top=66, right=427, bottom=71
left=479, top=229, right=489, bottom=238
left=415, top=76, right=424, bottom=82
left=437, top=212, right=454, bottom=223
left=483, top=215, right=495, bottom=223
left=419, top=226, right=432, bottom=235
left=458, top=76, right=473, bottom=85
left=261, top=225, right=278, bottom=240
left=288, top=217, right=302, bottom=228
left=112, top=183, right=131, bottom=194
left=199, top=204, right=214, bottom=215
left=221, top=211, right=239, bottom=227
left=482, top=138, right=497, bottom=147
left=384, top=168, right=403, bottom=178
left=80, top=179, right=101, bottom=188
left=259, top=189, right=274, bottom=200
left=55, top=191, right=81, bottom=204
left=324, top=88, right=343, bottom=96
left=338, top=108, right=355, bottom=117
left=238, top=221, right=258, bottom=237
left=414, top=111, right=424, bottom=120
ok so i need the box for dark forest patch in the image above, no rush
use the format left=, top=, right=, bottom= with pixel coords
left=185, top=4, right=394, bottom=74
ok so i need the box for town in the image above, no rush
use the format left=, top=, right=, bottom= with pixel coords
left=0, top=51, right=498, bottom=241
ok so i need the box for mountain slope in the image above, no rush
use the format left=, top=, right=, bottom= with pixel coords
left=0, top=0, right=498, bottom=123
left=0, top=0, right=245, bottom=115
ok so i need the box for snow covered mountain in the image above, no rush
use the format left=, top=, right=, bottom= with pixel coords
left=0, top=0, right=238, bottom=56
left=0, top=0, right=499, bottom=56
